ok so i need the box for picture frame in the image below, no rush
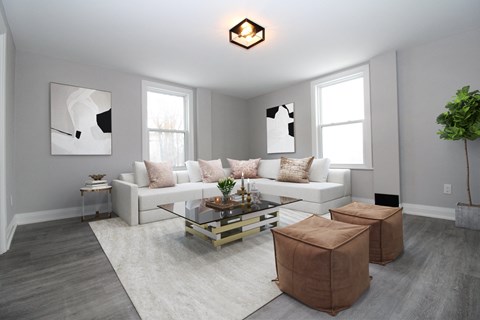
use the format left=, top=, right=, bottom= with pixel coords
left=266, top=102, right=295, bottom=154
left=50, top=82, right=112, bottom=155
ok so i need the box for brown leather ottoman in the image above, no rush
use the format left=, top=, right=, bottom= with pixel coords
left=330, top=202, right=404, bottom=265
left=271, top=215, right=370, bottom=316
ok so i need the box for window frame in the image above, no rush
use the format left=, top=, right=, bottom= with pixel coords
left=310, top=64, right=372, bottom=169
left=141, top=80, right=194, bottom=169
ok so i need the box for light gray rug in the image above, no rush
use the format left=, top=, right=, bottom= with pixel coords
left=90, top=209, right=311, bottom=320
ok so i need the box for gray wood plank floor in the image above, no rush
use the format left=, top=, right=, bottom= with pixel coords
left=0, top=217, right=140, bottom=320
left=1, top=214, right=479, bottom=319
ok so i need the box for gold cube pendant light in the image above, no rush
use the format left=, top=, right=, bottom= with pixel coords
left=229, top=18, right=265, bottom=49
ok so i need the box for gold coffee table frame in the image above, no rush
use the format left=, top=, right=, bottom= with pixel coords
left=184, top=207, right=279, bottom=249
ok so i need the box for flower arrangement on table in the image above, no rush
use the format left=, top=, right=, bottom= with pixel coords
left=217, top=177, right=236, bottom=203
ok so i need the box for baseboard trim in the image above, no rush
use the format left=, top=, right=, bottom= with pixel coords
left=351, top=198, right=455, bottom=221
left=6, top=215, right=17, bottom=251
left=15, top=203, right=109, bottom=225
left=402, top=203, right=455, bottom=221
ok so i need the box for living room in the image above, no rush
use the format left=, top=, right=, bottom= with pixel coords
left=1, top=1, right=480, bottom=319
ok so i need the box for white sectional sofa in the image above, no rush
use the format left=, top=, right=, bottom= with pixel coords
left=112, top=159, right=351, bottom=226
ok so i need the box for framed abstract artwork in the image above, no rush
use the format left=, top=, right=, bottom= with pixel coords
left=266, top=103, right=295, bottom=154
left=50, top=82, right=112, bottom=155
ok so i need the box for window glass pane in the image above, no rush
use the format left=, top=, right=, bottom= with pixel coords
left=147, top=92, right=185, bottom=130
left=320, top=77, right=364, bottom=124
left=149, top=131, right=185, bottom=167
left=322, top=123, right=363, bottom=164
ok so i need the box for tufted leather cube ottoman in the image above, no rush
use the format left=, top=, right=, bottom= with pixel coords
left=330, top=202, right=404, bottom=265
left=271, top=215, right=370, bottom=316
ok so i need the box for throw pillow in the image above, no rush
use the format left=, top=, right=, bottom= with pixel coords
left=185, top=160, right=202, bottom=182
left=277, top=156, right=314, bottom=183
left=257, top=159, right=281, bottom=180
left=227, top=158, right=261, bottom=178
left=309, top=158, right=331, bottom=182
left=133, top=161, right=150, bottom=187
left=144, top=160, right=176, bottom=188
left=198, top=159, right=225, bottom=183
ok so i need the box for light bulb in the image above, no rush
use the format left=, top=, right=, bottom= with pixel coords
left=240, top=22, right=253, bottom=37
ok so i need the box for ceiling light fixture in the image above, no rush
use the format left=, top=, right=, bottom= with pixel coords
left=229, top=18, right=265, bottom=49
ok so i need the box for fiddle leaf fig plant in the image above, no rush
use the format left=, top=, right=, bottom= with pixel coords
left=436, top=86, right=480, bottom=205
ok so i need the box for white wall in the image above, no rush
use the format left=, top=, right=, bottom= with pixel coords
left=397, top=27, right=480, bottom=209
left=12, top=52, right=250, bottom=218
left=370, top=51, right=401, bottom=200
left=0, top=2, right=16, bottom=253
left=12, top=52, right=202, bottom=215
left=246, top=69, right=379, bottom=200
left=247, top=81, right=312, bottom=159
left=211, top=92, right=250, bottom=165
left=8, top=25, right=480, bottom=226
left=196, top=88, right=212, bottom=160
left=246, top=27, right=480, bottom=214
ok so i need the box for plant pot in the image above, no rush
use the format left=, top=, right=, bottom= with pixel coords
left=222, top=193, right=231, bottom=204
left=455, top=202, right=480, bottom=230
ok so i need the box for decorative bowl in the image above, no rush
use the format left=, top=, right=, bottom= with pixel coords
left=89, top=174, right=106, bottom=181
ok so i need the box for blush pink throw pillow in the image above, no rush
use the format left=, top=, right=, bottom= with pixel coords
left=144, top=160, right=176, bottom=188
left=227, top=158, right=261, bottom=178
left=198, top=159, right=225, bottom=183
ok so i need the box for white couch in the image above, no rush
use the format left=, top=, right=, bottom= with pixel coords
left=112, top=159, right=351, bottom=226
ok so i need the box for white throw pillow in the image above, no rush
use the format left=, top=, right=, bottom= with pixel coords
left=309, top=158, right=331, bottom=182
left=185, top=160, right=202, bottom=182
left=257, top=159, right=281, bottom=180
left=133, top=161, right=150, bottom=187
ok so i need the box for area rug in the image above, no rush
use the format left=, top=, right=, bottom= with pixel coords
left=89, top=209, right=311, bottom=320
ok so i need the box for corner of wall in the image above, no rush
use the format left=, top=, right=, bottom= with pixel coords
left=6, top=213, right=17, bottom=251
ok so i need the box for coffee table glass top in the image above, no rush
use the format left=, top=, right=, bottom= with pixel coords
left=159, top=194, right=300, bottom=225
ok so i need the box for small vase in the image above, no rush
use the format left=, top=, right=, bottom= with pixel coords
left=222, top=193, right=230, bottom=204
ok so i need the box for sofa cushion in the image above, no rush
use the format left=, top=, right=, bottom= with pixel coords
left=257, top=159, right=281, bottom=180
left=144, top=160, right=175, bottom=188
left=118, top=173, right=135, bottom=184
left=254, top=179, right=345, bottom=203
left=138, top=184, right=203, bottom=211
left=175, top=170, right=191, bottom=184
left=227, top=158, right=261, bottom=178
left=309, top=158, right=331, bottom=183
left=277, top=157, right=314, bottom=183
left=133, top=161, right=150, bottom=187
left=198, top=159, right=225, bottom=183
left=185, top=160, right=202, bottom=182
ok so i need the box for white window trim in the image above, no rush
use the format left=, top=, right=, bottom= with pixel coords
left=141, top=80, right=194, bottom=169
left=311, top=64, right=372, bottom=169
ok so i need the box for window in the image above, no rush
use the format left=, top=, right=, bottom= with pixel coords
left=311, top=65, right=372, bottom=169
left=142, top=81, right=194, bottom=169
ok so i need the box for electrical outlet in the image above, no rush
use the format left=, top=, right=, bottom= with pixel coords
left=443, top=184, right=452, bottom=195
left=10, top=195, right=13, bottom=206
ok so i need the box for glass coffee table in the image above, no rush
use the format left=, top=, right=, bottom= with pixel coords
left=159, top=194, right=301, bottom=249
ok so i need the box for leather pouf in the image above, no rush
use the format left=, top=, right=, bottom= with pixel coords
left=271, top=215, right=370, bottom=316
left=330, top=202, right=404, bottom=265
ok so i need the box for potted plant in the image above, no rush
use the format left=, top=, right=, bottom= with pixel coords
left=436, top=85, right=480, bottom=229
left=217, top=177, right=236, bottom=203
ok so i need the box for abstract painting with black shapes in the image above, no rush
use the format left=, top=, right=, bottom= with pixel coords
left=266, top=103, right=295, bottom=154
left=50, top=83, right=112, bottom=155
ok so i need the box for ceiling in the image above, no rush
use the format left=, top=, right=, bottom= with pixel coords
left=3, top=0, right=480, bottom=99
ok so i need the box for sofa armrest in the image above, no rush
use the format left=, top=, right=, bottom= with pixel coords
left=112, top=179, right=139, bottom=226
left=327, top=169, right=351, bottom=196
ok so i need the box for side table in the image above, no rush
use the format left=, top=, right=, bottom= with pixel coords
left=80, top=185, right=112, bottom=222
